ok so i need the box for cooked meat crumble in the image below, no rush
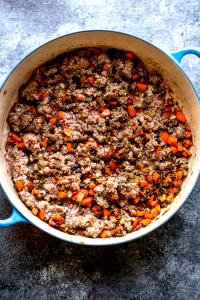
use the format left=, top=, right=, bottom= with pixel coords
left=6, top=48, right=192, bottom=238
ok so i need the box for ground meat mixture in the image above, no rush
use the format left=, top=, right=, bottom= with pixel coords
left=5, top=47, right=192, bottom=238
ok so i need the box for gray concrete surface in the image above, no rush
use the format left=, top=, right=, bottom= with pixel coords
left=0, top=0, right=199, bottom=299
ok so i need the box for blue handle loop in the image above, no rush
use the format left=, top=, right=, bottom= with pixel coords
left=0, top=207, right=27, bottom=227
left=171, top=48, right=200, bottom=99
left=171, top=48, right=200, bottom=63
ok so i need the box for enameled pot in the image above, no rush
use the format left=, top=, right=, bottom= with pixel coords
left=0, top=30, right=199, bottom=246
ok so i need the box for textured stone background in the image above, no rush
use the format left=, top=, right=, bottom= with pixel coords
left=0, top=1, right=199, bottom=299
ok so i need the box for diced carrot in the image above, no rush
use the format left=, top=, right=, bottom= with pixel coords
left=66, top=143, right=73, bottom=152
left=87, top=76, right=95, bottom=84
left=183, top=139, right=191, bottom=148
left=50, top=214, right=65, bottom=225
left=136, top=210, right=145, bottom=217
left=31, top=207, right=38, bottom=216
left=127, top=105, right=136, bottom=117
left=58, top=191, right=68, bottom=199
left=153, top=172, right=161, bottom=183
left=10, top=134, right=21, bottom=143
left=166, top=193, right=175, bottom=203
left=113, top=211, right=119, bottom=217
left=89, top=182, right=96, bottom=190
left=146, top=175, right=153, bottom=182
left=176, top=170, right=183, bottom=180
left=132, top=73, right=139, bottom=80
left=177, top=142, right=183, bottom=152
left=38, top=210, right=45, bottom=221
left=151, top=204, right=161, bottom=217
left=144, top=211, right=154, bottom=219
left=139, top=180, right=148, bottom=187
left=91, top=206, right=99, bottom=213
left=104, top=168, right=112, bottom=175
left=82, top=197, right=93, bottom=206
left=88, top=189, right=94, bottom=196
left=175, top=109, right=186, bottom=123
left=182, top=147, right=192, bottom=157
left=134, top=196, right=141, bottom=204
left=136, top=82, right=148, bottom=92
left=171, top=146, right=177, bottom=154
left=46, top=146, right=53, bottom=152
left=109, top=160, right=117, bottom=171
left=186, top=131, right=192, bottom=139
left=125, top=51, right=135, bottom=60
left=101, top=109, right=111, bottom=118
left=99, top=230, right=108, bottom=238
left=49, top=117, right=57, bottom=125
left=103, top=208, right=111, bottom=217
left=160, top=131, right=170, bottom=143
left=57, top=111, right=64, bottom=120
left=40, top=138, right=48, bottom=148
left=167, top=135, right=178, bottom=147
left=27, top=181, right=33, bottom=191
left=141, top=219, right=151, bottom=226
left=15, top=180, right=24, bottom=192
left=17, top=142, right=26, bottom=150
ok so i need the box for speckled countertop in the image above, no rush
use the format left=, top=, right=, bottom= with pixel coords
left=0, top=1, right=200, bottom=299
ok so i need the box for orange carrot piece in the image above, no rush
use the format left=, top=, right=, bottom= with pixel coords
left=134, top=196, right=141, bottom=204
left=175, top=109, right=186, bottom=123
left=105, top=168, right=112, bottom=175
left=58, top=191, right=68, bottom=199
left=17, top=142, right=26, bottom=150
left=109, top=160, right=117, bottom=171
left=177, top=142, right=183, bottom=152
left=10, top=134, right=21, bottom=143
left=99, top=230, right=108, bottom=238
left=38, top=210, right=45, bottom=221
left=171, top=146, right=178, bottom=154
left=57, top=111, right=64, bottom=120
left=127, top=105, right=136, bottom=117
left=66, top=143, right=73, bottom=152
left=139, top=180, right=148, bottom=187
left=167, top=135, right=178, bottom=147
left=136, top=210, right=145, bottom=217
left=153, top=172, right=161, bottom=183
left=16, top=180, right=24, bottom=192
left=103, top=208, right=111, bottom=217
left=141, top=219, right=151, bottom=226
left=186, top=131, right=192, bottom=139
left=49, top=117, right=57, bottom=125
left=31, top=207, right=38, bottom=216
left=136, top=82, right=148, bottom=92
left=88, top=189, right=95, bottom=196
left=146, top=175, right=153, bottom=182
left=113, top=211, right=119, bottom=217
left=46, top=146, right=53, bottom=152
left=82, top=197, right=93, bottom=206
left=160, top=132, right=170, bottom=143
left=40, top=138, right=48, bottom=148
left=183, top=140, right=191, bottom=148
left=89, top=182, right=96, bottom=190
left=64, top=128, right=73, bottom=136
left=87, top=76, right=95, bottom=84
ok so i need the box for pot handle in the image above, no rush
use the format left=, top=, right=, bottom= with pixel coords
left=171, top=48, right=200, bottom=63
left=0, top=207, right=28, bottom=227
left=171, top=48, right=200, bottom=99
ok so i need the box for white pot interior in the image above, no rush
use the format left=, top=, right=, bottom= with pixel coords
left=0, top=31, right=199, bottom=245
